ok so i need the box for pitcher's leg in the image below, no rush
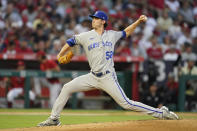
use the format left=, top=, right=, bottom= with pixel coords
left=100, top=73, right=163, bottom=118
left=51, top=73, right=96, bottom=119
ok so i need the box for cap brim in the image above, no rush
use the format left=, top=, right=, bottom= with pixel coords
left=89, top=15, right=94, bottom=18
left=89, top=15, right=98, bottom=18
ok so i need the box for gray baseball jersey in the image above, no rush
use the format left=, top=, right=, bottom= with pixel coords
left=50, top=29, right=165, bottom=120
left=73, top=29, right=124, bottom=73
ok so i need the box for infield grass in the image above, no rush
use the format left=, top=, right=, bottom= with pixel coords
left=0, top=109, right=197, bottom=129
left=0, top=109, right=152, bottom=129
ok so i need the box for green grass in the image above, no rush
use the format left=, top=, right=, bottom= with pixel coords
left=0, top=114, right=152, bottom=129
left=0, top=115, right=46, bottom=129
left=0, top=109, right=197, bottom=129
left=0, top=108, right=50, bottom=112
left=0, top=109, right=152, bottom=129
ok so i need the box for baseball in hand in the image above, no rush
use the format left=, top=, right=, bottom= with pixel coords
left=144, top=16, right=147, bottom=21
left=139, top=15, right=147, bottom=22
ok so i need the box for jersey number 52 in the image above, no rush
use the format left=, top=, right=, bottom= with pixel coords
left=106, top=51, right=113, bottom=60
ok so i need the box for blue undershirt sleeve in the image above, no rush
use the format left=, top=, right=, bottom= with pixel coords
left=122, top=31, right=126, bottom=38
left=66, top=37, right=76, bottom=47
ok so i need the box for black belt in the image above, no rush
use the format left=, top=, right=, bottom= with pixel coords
left=91, top=70, right=110, bottom=77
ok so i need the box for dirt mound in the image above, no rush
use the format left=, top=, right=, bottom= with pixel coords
left=1, top=119, right=197, bottom=131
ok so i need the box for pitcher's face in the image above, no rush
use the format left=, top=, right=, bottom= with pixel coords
left=92, top=17, right=105, bottom=29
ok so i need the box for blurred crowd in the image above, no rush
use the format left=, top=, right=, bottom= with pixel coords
left=0, top=0, right=197, bottom=110
left=0, top=0, right=196, bottom=60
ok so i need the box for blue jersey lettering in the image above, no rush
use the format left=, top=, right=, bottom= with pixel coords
left=88, top=42, right=100, bottom=51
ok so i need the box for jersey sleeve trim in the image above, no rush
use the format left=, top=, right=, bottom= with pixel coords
left=122, top=31, right=126, bottom=38
left=66, top=37, right=76, bottom=47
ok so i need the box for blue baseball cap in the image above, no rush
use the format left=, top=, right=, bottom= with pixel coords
left=89, top=11, right=108, bottom=21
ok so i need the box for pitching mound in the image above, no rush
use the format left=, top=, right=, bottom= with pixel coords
left=1, top=119, right=197, bottom=131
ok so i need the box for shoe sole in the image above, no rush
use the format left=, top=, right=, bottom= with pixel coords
left=170, top=111, right=179, bottom=120
left=37, top=122, right=61, bottom=127
left=160, top=106, right=179, bottom=120
left=57, top=122, right=61, bottom=126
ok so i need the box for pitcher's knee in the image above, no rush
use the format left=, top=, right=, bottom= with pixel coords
left=61, top=84, right=74, bottom=94
left=118, top=100, right=132, bottom=110
left=62, top=84, right=69, bottom=91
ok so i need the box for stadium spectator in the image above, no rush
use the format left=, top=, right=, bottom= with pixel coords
left=4, top=2, right=23, bottom=29
left=168, top=19, right=182, bottom=40
left=164, top=44, right=180, bottom=61
left=7, top=61, right=35, bottom=108
left=157, top=10, right=173, bottom=33
left=64, top=21, right=76, bottom=38
left=34, top=51, right=61, bottom=108
left=138, top=30, right=152, bottom=51
left=17, top=38, right=33, bottom=54
left=130, top=40, right=147, bottom=58
left=163, top=72, right=178, bottom=105
left=22, top=5, right=37, bottom=25
left=179, top=1, right=195, bottom=25
left=165, top=0, right=180, bottom=18
left=146, top=35, right=163, bottom=60
left=161, top=35, right=172, bottom=53
left=146, top=59, right=159, bottom=86
left=191, top=24, right=197, bottom=39
left=2, top=31, right=20, bottom=54
left=142, top=14, right=157, bottom=41
left=74, top=19, right=90, bottom=34
left=176, top=25, right=192, bottom=50
left=31, top=24, right=49, bottom=52
left=181, top=54, right=197, bottom=75
left=148, top=0, right=165, bottom=9
left=192, top=37, right=197, bottom=55
left=180, top=54, right=197, bottom=75
left=49, top=39, right=61, bottom=55
left=115, top=40, right=131, bottom=56
left=182, top=44, right=196, bottom=62
left=142, top=83, right=163, bottom=108
left=131, top=32, right=148, bottom=58
left=3, top=40, right=17, bottom=55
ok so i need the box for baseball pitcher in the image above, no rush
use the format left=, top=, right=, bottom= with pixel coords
left=38, top=11, right=179, bottom=126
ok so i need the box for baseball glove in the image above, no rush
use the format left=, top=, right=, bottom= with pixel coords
left=58, top=51, right=74, bottom=64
